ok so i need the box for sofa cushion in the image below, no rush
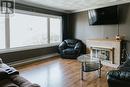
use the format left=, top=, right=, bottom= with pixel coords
left=10, top=75, right=40, bottom=87
left=0, top=79, right=19, bottom=87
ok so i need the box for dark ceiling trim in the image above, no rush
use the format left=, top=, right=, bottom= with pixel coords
left=15, top=3, right=68, bottom=16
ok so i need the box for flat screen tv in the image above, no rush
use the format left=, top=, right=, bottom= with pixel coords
left=88, top=5, right=118, bottom=25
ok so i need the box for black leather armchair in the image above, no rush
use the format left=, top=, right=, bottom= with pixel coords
left=58, top=39, right=82, bottom=59
left=107, top=58, right=130, bottom=87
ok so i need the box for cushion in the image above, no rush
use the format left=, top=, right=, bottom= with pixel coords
left=63, top=48, right=76, bottom=55
left=0, top=69, right=9, bottom=80
left=11, top=75, right=40, bottom=87
left=0, top=79, right=19, bottom=87
left=65, top=39, right=78, bottom=48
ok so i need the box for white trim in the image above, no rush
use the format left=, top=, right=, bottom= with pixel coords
left=5, top=14, right=10, bottom=49
left=47, top=18, right=50, bottom=43
left=60, top=18, right=63, bottom=43
left=49, top=17, right=63, bottom=44
left=0, top=42, right=60, bottom=54
left=8, top=53, right=59, bottom=67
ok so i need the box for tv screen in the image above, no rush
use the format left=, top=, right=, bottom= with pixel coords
left=88, top=6, right=118, bottom=25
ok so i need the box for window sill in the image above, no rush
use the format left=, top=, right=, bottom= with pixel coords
left=0, top=43, right=60, bottom=54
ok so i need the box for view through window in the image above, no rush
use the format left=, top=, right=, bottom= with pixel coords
left=10, top=13, right=48, bottom=48
left=0, top=11, right=62, bottom=51
left=50, top=18, right=62, bottom=43
left=0, top=17, right=5, bottom=49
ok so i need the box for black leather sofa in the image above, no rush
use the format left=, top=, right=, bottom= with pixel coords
left=107, top=58, right=130, bottom=87
left=58, top=39, right=83, bottom=59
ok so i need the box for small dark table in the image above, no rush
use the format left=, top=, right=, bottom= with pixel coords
left=77, top=54, right=103, bottom=80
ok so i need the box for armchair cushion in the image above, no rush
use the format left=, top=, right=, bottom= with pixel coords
left=64, top=39, right=78, bottom=48
left=63, top=48, right=76, bottom=55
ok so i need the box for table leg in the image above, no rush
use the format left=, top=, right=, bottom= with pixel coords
left=81, top=70, right=83, bottom=80
left=81, top=63, right=84, bottom=80
left=99, top=67, right=101, bottom=78
left=99, top=61, right=101, bottom=78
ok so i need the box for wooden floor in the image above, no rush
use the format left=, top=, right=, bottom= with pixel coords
left=16, top=56, right=115, bottom=87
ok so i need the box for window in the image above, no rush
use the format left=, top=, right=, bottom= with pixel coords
left=0, top=16, right=5, bottom=49
left=50, top=18, right=62, bottom=43
left=10, top=13, right=48, bottom=48
left=0, top=10, right=62, bottom=52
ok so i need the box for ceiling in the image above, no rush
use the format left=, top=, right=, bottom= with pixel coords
left=15, top=0, right=130, bottom=13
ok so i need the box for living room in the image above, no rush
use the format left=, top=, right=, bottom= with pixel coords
left=0, top=0, right=130, bottom=87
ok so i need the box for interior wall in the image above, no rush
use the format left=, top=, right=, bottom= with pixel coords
left=0, top=3, right=68, bottom=63
left=69, top=3, right=130, bottom=52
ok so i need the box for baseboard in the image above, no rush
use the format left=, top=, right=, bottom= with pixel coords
left=8, top=53, right=59, bottom=67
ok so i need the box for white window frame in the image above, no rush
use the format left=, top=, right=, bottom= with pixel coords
left=0, top=9, right=62, bottom=54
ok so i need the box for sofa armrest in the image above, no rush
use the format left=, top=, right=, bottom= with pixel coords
left=107, top=70, right=130, bottom=81
left=118, top=59, right=130, bottom=69
left=0, top=63, right=19, bottom=80
left=0, top=69, right=9, bottom=80
left=10, top=75, right=40, bottom=87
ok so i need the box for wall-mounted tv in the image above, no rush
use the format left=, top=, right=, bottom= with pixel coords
left=88, top=5, right=118, bottom=25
